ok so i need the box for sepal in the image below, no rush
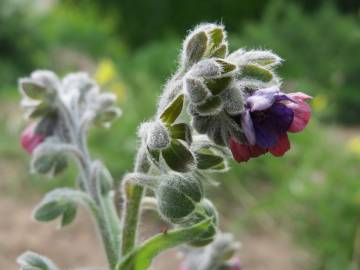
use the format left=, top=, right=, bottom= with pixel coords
left=160, top=94, right=184, bottom=125
left=162, top=139, right=196, bottom=173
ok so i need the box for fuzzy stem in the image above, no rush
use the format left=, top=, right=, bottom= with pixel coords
left=121, top=145, right=151, bottom=256
left=58, top=97, right=120, bottom=269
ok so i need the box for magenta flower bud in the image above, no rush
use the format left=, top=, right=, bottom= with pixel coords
left=21, top=122, right=45, bottom=154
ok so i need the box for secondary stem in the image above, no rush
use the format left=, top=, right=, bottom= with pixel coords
left=121, top=145, right=151, bottom=256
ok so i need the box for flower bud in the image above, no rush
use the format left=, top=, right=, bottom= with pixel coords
left=31, top=140, right=68, bottom=176
left=156, top=173, right=203, bottom=223
left=20, top=123, right=45, bottom=154
left=184, top=76, right=210, bottom=104
left=146, top=121, right=171, bottom=150
left=220, top=83, right=245, bottom=116
left=183, top=199, right=218, bottom=247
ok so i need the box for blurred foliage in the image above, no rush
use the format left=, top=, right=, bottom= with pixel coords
left=1, top=0, right=360, bottom=270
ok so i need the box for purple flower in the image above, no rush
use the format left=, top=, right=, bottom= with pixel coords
left=229, top=86, right=312, bottom=162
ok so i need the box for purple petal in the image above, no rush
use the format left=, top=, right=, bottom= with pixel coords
left=241, top=110, right=256, bottom=145
left=252, top=102, right=294, bottom=148
left=247, top=85, right=280, bottom=111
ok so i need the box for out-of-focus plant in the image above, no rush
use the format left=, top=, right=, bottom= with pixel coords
left=16, top=24, right=311, bottom=270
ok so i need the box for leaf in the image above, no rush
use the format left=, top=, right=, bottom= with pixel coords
left=196, top=152, right=224, bottom=170
left=211, top=43, right=227, bottom=58
left=17, top=251, right=58, bottom=270
left=29, top=102, right=54, bottom=118
left=162, top=140, right=196, bottom=173
left=216, top=59, right=237, bottom=74
left=205, top=77, right=232, bottom=95
left=184, top=31, right=208, bottom=66
left=240, top=64, right=273, bottom=82
left=195, top=96, right=223, bottom=115
left=169, top=123, right=192, bottom=145
left=20, top=79, right=47, bottom=100
left=160, top=94, right=184, bottom=124
left=208, top=27, right=224, bottom=48
left=116, top=218, right=212, bottom=270
left=60, top=203, right=77, bottom=227
left=33, top=188, right=92, bottom=225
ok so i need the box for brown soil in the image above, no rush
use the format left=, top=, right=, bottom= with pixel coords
left=0, top=194, right=309, bottom=270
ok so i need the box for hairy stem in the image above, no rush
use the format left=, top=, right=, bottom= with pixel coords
left=121, top=145, right=151, bottom=256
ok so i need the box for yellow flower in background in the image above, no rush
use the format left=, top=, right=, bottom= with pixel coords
left=311, top=94, right=328, bottom=113
left=95, top=59, right=116, bottom=85
left=94, top=58, right=127, bottom=103
left=347, top=137, right=360, bottom=155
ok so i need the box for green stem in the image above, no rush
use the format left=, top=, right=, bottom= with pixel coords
left=121, top=146, right=151, bottom=256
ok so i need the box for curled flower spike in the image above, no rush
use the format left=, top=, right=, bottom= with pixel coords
left=21, top=122, right=45, bottom=154
left=229, top=86, right=312, bottom=162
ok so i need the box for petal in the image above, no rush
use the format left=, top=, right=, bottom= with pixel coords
left=247, top=85, right=280, bottom=111
left=252, top=102, right=293, bottom=148
left=20, top=123, right=44, bottom=154
left=287, top=100, right=312, bottom=133
left=229, top=138, right=251, bottom=162
left=287, top=92, right=312, bottom=102
left=269, top=133, right=291, bottom=156
left=241, top=110, right=256, bottom=145
left=249, top=145, right=268, bottom=157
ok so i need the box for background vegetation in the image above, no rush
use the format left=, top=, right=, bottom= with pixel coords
left=1, top=0, right=360, bottom=269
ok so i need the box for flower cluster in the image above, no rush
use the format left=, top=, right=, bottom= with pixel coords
left=19, top=71, right=121, bottom=176
left=17, top=23, right=312, bottom=270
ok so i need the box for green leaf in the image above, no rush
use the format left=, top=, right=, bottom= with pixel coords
left=196, top=152, right=224, bottom=170
left=211, top=43, right=227, bottom=58
left=34, top=200, right=65, bottom=222
left=20, top=79, right=46, bottom=100
left=17, top=251, right=58, bottom=270
left=205, top=77, right=232, bottom=95
left=240, top=64, right=273, bottom=82
left=184, top=31, right=208, bottom=66
left=208, top=27, right=224, bottom=48
left=60, top=203, right=77, bottom=227
left=169, top=123, right=192, bottom=145
left=160, top=94, right=184, bottom=124
left=216, top=59, right=237, bottom=74
left=33, top=188, right=92, bottom=224
left=195, top=96, right=223, bottom=115
left=116, top=218, right=212, bottom=270
left=29, top=102, right=54, bottom=118
left=162, top=139, right=196, bottom=173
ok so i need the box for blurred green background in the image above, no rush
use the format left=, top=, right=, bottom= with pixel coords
left=1, top=0, right=360, bottom=269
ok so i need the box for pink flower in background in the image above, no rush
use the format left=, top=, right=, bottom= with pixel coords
left=229, top=86, right=312, bottom=162
left=20, top=122, right=44, bottom=154
left=228, top=257, right=242, bottom=270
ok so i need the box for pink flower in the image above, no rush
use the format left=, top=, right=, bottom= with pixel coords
left=229, top=87, right=312, bottom=163
left=20, top=122, right=44, bottom=154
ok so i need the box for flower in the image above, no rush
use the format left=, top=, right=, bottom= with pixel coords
left=229, top=86, right=312, bottom=162
left=228, top=257, right=242, bottom=270
left=20, top=122, right=45, bottom=154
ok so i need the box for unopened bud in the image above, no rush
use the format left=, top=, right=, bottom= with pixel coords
left=156, top=173, right=203, bottom=223
left=184, top=76, right=210, bottom=104
left=146, top=121, right=171, bottom=150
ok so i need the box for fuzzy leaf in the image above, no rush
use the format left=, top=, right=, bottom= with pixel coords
left=20, top=79, right=47, bottom=100
left=160, top=94, right=184, bottom=124
left=33, top=188, right=90, bottom=225
left=205, top=77, right=232, bottom=95
left=196, top=152, right=224, bottom=170
left=195, top=96, right=223, bottom=115
left=116, top=218, right=212, bottom=270
left=60, top=203, right=77, bottom=227
left=169, top=123, right=192, bottom=145
left=211, top=43, right=227, bottom=58
left=184, top=31, right=208, bottom=66
left=240, top=64, right=273, bottom=82
left=17, top=251, right=58, bottom=270
left=208, top=27, right=224, bottom=48
left=162, top=139, right=195, bottom=172
left=216, top=59, right=237, bottom=74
